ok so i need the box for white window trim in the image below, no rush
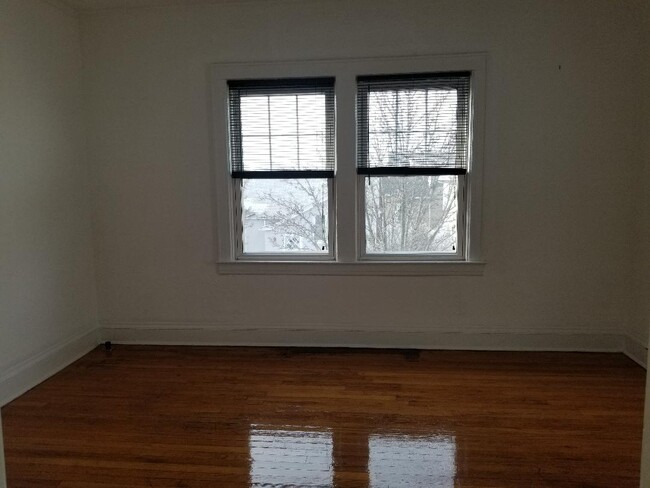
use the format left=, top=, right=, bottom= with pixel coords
left=211, top=53, right=486, bottom=276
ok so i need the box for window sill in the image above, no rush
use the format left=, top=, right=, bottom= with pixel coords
left=216, top=261, right=486, bottom=276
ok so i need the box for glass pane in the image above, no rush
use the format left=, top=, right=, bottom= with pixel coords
left=241, top=178, right=329, bottom=254
left=240, top=96, right=269, bottom=136
left=298, top=94, right=326, bottom=134
left=367, top=87, right=461, bottom=169
left=269, top=95, right=297, bottom=135
left=237, top=90, right=330, bottom=172
left=426, top=89, right=456, bottom=131
left=369, top=91, right=397, bottom=134
left=364, top=175, right=458, bottom=254
left=270, top=135, right=298, bottom=169
left=241, top=136, right=270, bottom=171
left=397, top=89, right=427, bottom=132
left=427, top=89, right=458, bottom=166
left=299, top=134, right=327, bottom=168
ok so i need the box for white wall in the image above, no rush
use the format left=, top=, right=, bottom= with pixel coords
left=638, top=0, right=650, bottom=482
left=0, top=0, right=98, bottom=395
left=641, top=0, right=650, bottom=355
left=80, top=0, right=646, bottom=345
left=629, top=0, right=650, bottom=348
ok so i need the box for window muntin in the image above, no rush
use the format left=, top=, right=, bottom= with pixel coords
left=357, top=73, right=470, bottom=259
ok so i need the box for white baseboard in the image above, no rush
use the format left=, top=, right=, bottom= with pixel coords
left=0, top=327, right=101, bottom=407
left=623, top=334, right=648, bottom=368
left=0, top=324, right=641, bottom=411
left=101, top=323, right=626, bottom=354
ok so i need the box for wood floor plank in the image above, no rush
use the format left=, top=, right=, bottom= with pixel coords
left=1, top=346, right=645, bottom=487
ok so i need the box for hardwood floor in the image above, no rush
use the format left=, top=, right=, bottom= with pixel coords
left=1, top=346, right=645, bottom=487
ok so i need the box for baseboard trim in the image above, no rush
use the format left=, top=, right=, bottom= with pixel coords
left=623, top=335, right=648, bottom=368
left=0, top=327, right=101, bottom=407
left=102, top=323, right=626, bottom=354
left=0, top=325, right=640, bottom=410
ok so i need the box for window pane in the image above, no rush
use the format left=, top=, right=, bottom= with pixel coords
left=369, top=91, right=397, bottom=134
left=269, top=95, right=297, bottom=135
left=359, top=73, right=470, bottom=171
left=271, top=135, right=298, bottom=168
left=234, top=87, right=332, bottom=172
left=397, top=89, right=427, bottom=133
left=240, top=96, right=269, bottom=136
left=426, top=89, right=458, bottom=166
left=299, top=134, right=327, bottom=168
left=427, top=89, right=457, bottom=131
left=298, top=94, right=326, bottom=134
left=241, top=178, right=329, bottom=254
left=364, top=175, right=458, bottom=254
left=241, top=136, right=270, bottom=170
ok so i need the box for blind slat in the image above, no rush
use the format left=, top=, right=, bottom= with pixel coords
left=357, top=72, right=471, bottom=174
left=229, top=77, right=336, bottom=177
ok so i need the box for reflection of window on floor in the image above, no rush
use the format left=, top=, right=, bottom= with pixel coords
left=249, top=426, right=333, bottom=488
left=369, top=434, right=456, bottom=487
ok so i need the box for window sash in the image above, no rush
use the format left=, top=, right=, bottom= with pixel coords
left=228, top=77, right=336, bottom=176
left=357, top=174, right=466, bottom=260
left=232, top=177, right=336, bottom=261
left=356, top=72, right=471, bottom=174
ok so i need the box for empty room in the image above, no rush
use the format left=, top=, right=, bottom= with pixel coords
left=1, top=0, right=649, bottom=486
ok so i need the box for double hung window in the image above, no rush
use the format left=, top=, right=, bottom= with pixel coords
left=356, top=73, right=470, bottom=259
left=228, top=78, right=335, bottom=258
left=213, top=55, right=485, bottom=273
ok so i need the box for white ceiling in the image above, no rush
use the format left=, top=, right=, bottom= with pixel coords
left=61, top=0, right=250, bottom=10
left=61, top=0, right=173, bottom=8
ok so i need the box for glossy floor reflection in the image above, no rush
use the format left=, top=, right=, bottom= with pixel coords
left=369, top=434, right=456, bottom=487
left=1, top=346, right=645, bottom=487
left=248, top=427, right=456, bottom=487
left=250, top=427, right=334, bottom=487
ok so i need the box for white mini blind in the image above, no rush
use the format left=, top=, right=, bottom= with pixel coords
left=357, top=72, right=471, bottom=175
left=228, top=78, right=335, bottom=178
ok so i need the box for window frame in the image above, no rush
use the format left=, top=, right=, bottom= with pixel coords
left=211, top=54, right=486, bottom=275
